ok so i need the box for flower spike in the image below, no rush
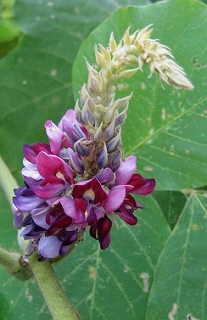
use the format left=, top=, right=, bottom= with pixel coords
left=13, top=25, right=193, bottom=260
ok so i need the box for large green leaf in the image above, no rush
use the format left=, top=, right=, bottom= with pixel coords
left=153, top=191, right=187, bottom=229
left=72, top=0, right=207, bottom=191
left=145, top=193, right=207, bottom=320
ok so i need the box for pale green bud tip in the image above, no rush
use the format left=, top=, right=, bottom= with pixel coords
left=109, top=32, right=117, bottom=51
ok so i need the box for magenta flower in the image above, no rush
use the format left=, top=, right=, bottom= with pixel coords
left=31, top=152, right=74, bottom=200
left=12, top=109, right=155, bottom=260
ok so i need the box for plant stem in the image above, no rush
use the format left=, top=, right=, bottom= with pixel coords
left=29, top=253, right=80, bottom=320
left=0, top=155, right=18, bottom=207
left=0, top=247, right=32, bottom=280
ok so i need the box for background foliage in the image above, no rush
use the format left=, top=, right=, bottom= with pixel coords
left=0, top=0, right=207, bottom=319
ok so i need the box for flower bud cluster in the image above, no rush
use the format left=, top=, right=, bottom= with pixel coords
left=95, top=25, right=194, bottom=89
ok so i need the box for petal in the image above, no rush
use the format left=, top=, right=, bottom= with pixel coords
left=129, top=174, right=156, bottom=195
left=45, top=120, right=63, bottom=155
left=61, top=230, right=78, bottom=246
left=60, top=197, right=86, bottom=223
left=58, top=109, right=88, bottom=144
left=100, top=232, right=110, bottom=249
left=23, top=143, right=51, bottom=163
left=13, top=193, right=45, bottom=211
left=89, top=215, right=112, bottom=249
left=98, top=215, right=112, bottom=239
left=38, top=235, right=61, bottom=259
left=37, top=152, right=61, bottom=177
left=117, top=207, right=137, bottom=225
left=31, top=205, right=50, bottom=229
left=37, top=152, right=73, bottom=183
left=22, top=160, right=41, bottom=182
left=96, top=167, right=115, bottom=184
left=73, top=177, right=107, bottom=204
left=60, top=197, right=77, bottom=219
left=104, top=185, right=126, bottom=213
left=68, top=148, right=84, bottom=174
left=115, top=156, right=137, bottom=185
left=32, top=178, right=65, bottom=199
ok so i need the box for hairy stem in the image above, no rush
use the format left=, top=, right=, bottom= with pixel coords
left=29, top=253, right=80, bottom=320
left=0, top=247, right=32, bottom=280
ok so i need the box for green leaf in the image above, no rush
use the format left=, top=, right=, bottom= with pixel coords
left=153, top=191, right=187, bottom=229
left=72, top=0, right=207, bottom=191
left=145, top=193, right=207, bottom=320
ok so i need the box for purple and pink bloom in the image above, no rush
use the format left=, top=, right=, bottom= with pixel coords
left=13, top=109, right=155, bottom=260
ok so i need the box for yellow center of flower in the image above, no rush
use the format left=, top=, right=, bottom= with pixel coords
left=83, top=188, right=95, bottom=201
left=56, top=171, right=64, bottom=179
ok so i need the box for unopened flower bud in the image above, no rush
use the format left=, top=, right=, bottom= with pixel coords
left=97, top=143, right=108, bottom=168
left=108, top=149, right=122, bottom=171
left=86, top=60, right=101, bottom=94
left=109, top=32, right=117, bottom=51
left=118, top=67, right=139, bottom=79
left=81, top=98, right=95, bottom=125
left=106, top=130, right=121, bottom=152
left=74, top=139, right=90, bottom=156
left=115, top=106, right=128, bottom=127
left=74, top=100, right=84, bottom=124
left=94, top=122, right=104, bottom=142
left=103, top=118, right=116, bottom=140
left=112, top=93, right=132, bottom=112
left=95, top=48, right=108, bottom=69
left=68, top=148, right=84, bottom=174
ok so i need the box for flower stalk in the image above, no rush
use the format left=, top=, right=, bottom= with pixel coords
left=29, top=252, right=80, bottom=320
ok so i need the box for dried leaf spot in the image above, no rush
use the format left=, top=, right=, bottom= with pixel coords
left=47, top=1, right=54, bottom=6
left=162, top=108, right=166, bottom=120
left=50, top=69, right=57, bottom=77
left=187, top=314, right=199, bottom=320
left=88, top=265, right=96, bottom=279
left=123, top=266, right=130, bottom=273
left=192, top=57, right=207, bottom=70
left=139, top=273, right=149, bottom=293
left=168, top=303, right=177, bottom=320
left=140, top=82, right=146, bottom=90
left=143, top=166, right=154, bottom=172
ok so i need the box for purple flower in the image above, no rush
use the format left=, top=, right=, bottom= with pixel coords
left=31, top=151, right=74, bottom=200
left=12, top=109, right=155, bottom=260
